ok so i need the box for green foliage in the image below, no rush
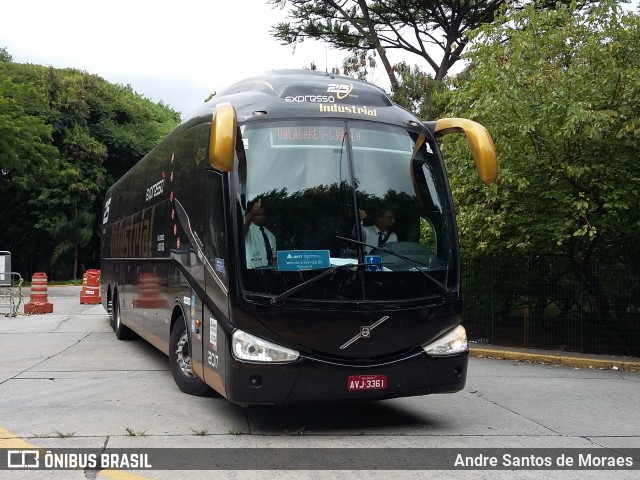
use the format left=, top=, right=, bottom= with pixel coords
left=442, top=0, right=640, bottom=267
left=336, top=49, right=378, bottom=81
left=0, top=55, right=180, bottom=279
left=0, top=47, right=12, bottom=62
left=389, top=62, right=448, bottom=120
left=0, top=65, right=56, bottom=190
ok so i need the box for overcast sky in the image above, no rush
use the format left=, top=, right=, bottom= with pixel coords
left=0, top=0, right=400, bottom=118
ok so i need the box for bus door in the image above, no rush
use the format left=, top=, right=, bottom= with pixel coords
left=200, top=169, right=229, bottom=392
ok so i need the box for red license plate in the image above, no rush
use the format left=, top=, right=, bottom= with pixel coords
left=347, top=374, right=388, bottom=391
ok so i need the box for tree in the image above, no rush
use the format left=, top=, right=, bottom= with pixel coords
left=0, top=61, right=58, bottom=277
left=48, top=208, right=95, bottom=281
left=441, top=1, right=640, bottom=354
left=269, top=0, right=570, bottom=86
left=443, top=0, right=640, bottom=268
left=0, top=58, right=180, bottom=279
left=0, top=47, right=12, bottom=62
left=269, top=1, right=602, bottom=118
left=0, top=67, right=56, bottom=190
left=389, top=61, right=448, bottom=119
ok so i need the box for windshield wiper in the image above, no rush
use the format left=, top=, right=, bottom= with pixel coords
left=270, top=263, right=365, bottom=305
left=336, top=236, right=451, bottom=296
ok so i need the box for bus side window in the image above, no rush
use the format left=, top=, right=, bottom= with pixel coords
left=205, top=170, right=227, bottom=279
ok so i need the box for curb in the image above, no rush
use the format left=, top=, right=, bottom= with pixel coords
left=469, top=347, right=640, bottom=371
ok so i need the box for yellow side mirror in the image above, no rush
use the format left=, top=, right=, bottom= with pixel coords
left=435, top=118, right=498, bottom=184
left=209, top=102, right=237, bottom=172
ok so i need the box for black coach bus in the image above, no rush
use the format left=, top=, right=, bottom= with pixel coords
left=100, top=70, right=497, bottom=404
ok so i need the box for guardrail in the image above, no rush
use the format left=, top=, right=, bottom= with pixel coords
left=0, top=272, right=24, bottom=318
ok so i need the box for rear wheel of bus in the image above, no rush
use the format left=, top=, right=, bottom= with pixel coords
left=113, top=292, right=134, bottom=340
left=169, top=316, right=212, bottom=396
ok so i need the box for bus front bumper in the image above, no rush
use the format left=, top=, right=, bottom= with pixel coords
left=226, top=350, right=468, bottom=405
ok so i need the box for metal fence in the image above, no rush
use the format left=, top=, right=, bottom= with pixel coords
left=0, top=273, right=24, bottom=317
left=462, top=257, right=640, bottom=358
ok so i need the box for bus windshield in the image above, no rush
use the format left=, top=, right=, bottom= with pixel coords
left=236, top=119, right=457, bottom=303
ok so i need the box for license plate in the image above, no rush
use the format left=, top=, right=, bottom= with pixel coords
left=347, top=374, right=387, bottom=391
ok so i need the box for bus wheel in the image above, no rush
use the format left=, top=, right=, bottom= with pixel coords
left=108, top=297, right=115, bottom=331
left=114, top=294, right=134, bottom=340
left=169, top=316, right=212, bottom=396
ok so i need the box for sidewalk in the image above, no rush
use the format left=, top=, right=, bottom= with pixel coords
left=470, top=344, right=640, bottom=371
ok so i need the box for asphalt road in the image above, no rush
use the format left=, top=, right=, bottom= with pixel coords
left=0, top=286, right=638, bottom=479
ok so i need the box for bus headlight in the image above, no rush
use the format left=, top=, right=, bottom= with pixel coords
left=422, top=325, right=468, bottom=356
left=232, top=330, right=299, bottom=363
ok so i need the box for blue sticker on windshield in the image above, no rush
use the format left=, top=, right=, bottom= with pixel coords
left=277, top=250, right=331, bottom=271
left=215, top=257, right=225, bottom=273
left=365, top=255, right=383, bottom=272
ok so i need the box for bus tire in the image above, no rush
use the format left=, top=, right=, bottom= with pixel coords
left=108, top=297, right=115, bottom=331
left=114, top=293, right=134, bottom=340
left=169, top=316, right=212, bottom=396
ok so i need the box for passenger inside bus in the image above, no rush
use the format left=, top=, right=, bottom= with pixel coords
left=244, top=199, right=277, bottom=269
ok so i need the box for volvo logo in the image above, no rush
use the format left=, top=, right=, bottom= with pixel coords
left=340, top=316, right=389, bottom=350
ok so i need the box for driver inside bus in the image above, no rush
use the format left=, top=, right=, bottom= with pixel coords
left=244, top=199, right=277, bottom=269
left=359, top=208, right=398, bottom=254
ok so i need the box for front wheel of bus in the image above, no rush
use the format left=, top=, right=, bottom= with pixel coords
left=169, top=316, right=212, bottom=396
